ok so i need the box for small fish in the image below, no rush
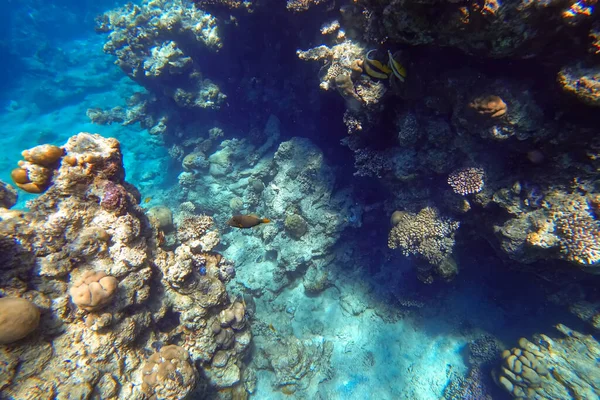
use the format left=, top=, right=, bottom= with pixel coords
left=387, top=50, right=407, bottom=82
left=363, top=49, right=392, bottom=80
left=268, top=323, right=276, bottom=332
left=144, top=197, right=152, bottom=203
left=227, top=215, right=271, bottom=229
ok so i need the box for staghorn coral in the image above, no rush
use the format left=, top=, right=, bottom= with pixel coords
left=0, top=297, right=40, bottom=345
left=388, top=207, right=460, bottom=267
left=0, top=133, right=252, bottom=398
left=493, top=324, right=600, bottom=399
left=448, top=167, right=485, bottom=196
left=142, top=345, right=198, bottom=399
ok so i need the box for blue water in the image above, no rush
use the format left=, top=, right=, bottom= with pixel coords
left=1, top=0, right=599, bottom=399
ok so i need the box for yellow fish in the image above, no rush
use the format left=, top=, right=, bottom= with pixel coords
left=144, top=197, right=152, bottom=204
left=388, top=50, right=407, bottom=82
left=364, top=49, right=392, bottom=80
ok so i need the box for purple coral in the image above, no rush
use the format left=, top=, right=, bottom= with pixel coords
left=100, top=181, right=128, bottom=213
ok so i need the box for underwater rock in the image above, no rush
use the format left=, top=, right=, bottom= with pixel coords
left=0, top=297, right=40, bottom=344
left=494, top=324, right=600, bottom=399
left=142, top=345, right=198, bottom=400
left=302, top=263, right=329, bottom=293
left=0, top=180, right=17, bottom=209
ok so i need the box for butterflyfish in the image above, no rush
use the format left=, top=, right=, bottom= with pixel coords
left=388, top=50, right=407, bottom=82
left=227, top=214, right=271, bottom=228
left=363, top=49, right=392, bottom=80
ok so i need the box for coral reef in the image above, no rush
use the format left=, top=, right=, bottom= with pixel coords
left=494, top=324, right=600, bottom=399
left=97, top=0, right=225, bottom=113
left=0, top=133, right=251, bottom=398
left=448, top=167, right=485, bottom=196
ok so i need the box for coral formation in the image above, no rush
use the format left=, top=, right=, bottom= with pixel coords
left=97, top=0, right=226, bottom=114
left=494, top=324, right=600, bottom=399
left=0, top=133, right=251, bottom=398
left=0, top=297, right=40, bottom=345
left=284, top=213, right=308, bottom=239
left=69, top=271, right=119, bottom=312
left=11, top=144, right=64, bottom=193
left=0, top=181, right=17, bottom=208
left=146, top=205, right=174, bottom=231
left=448, top=167, right=485, bottom=196
left=388, top=207, right=460, bottom=268
left=142, top=345, right=197, bottom=399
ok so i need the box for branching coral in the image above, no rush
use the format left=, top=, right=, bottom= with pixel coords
left=388, top=207, right=460, bottom=266
left=448, top=167, right=485, bottom=195
left=526, top=192, right=600, bottom=267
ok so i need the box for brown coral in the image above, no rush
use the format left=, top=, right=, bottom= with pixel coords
left=0, top=297, right=40, bottom=344
left=69, top=271, right=119, bottom=312
left=10, top=144, right=65, bottom=193
left=468, top=95, right=507, bottom=118
left=447, top=167, right=485, bottom=195
left=142, top=345, right=197, bottom=400
left=388, top=207, right=460, bottom=266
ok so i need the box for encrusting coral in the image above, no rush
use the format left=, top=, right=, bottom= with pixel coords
left=0, top=133, right=252, bottom=398
left=97, top=0, right=226, bottom=112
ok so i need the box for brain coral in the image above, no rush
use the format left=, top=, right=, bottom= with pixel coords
left=69, top=271, right=119, bottom=312
left=142, top=344, right=197, bottom=400
left=0, top=297, right=40, bottom=344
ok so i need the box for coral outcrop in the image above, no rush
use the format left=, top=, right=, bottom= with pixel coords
left=97, top=0, right=225, bottom=113
left=0, top=133, right=251, bottom=398
left=494, top=324, right=600, bottom=399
